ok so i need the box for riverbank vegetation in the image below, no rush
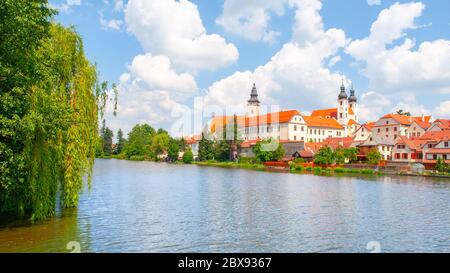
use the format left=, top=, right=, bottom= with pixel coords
left=0, top=1, right=108, bottom=220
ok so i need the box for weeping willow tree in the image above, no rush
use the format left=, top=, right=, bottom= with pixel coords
left=0, top=1, right=105, bottom=220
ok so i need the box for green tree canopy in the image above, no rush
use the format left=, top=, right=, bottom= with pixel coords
left=123, top=124, right=155, bottom=159
left=367, top=149, right=383, bottom=165
left=1, top=1, right=104, bottom=220
left=314, top=147, right=335, bottom=165
left=183, top=149, right=194, bottom=164
left=252, top=139, right=285, bottom=162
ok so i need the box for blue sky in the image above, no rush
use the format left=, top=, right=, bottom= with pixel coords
left=50, top=0, right=450, bottom=134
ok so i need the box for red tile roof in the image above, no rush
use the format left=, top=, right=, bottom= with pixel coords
left=347, top=119, right=358, bottom=126
left=381, top=114, right=432, bottom=126
left=311, top=108, right=337, bottom=119
left=322, top=137, right=355, bottom=149
left=303, top=116, right=344, bottom=129
left=210, top=110, right=301, bottom=133
left=433, top=119, right=450, bottom=130
left=396, top=136, right=428, bottom=151
left=420, top=131, right=450, bottom=141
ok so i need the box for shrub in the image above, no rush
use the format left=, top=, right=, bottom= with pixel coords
left=314, top=167, right=322, bottom=173
left=361, top=169, right=375, bottom=175
left=334, top=167, right=345, bottom=173
left=296, top=165, right=304, bottom=172
left=294, top=158, right=306, bottom=164
left=305, top=166, right=313, bottom=172
left=183, top=149, right=194, bottom=164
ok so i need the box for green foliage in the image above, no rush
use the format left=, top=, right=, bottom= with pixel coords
left=123, top=124, right=155, bottom=159
left=294, top=158, right=306, bottom=164
left=0, top=2, right=102, bottom=220
left=367, top=149, right=382, bottom=165
left=198, top=133, right=214, bottom=161
left=334, top=167, right=345, bottom=173
left=214, top=141, right=231, bottom=162
left=238, top=157, right=257, bottom=164
left=101, top=127, right=114, bottom=156
left=115, top=129, right=125, bottom=155
left=314, top=147, right=335, bottom=165
left=295, top=165, right=304, bottom=172
left=361, top=169, right=375, bottom=175
left=314, top=167, right=322, bottom=173
left=436, top=158, right=449, bottom=173
left=151, top=131, right=170, bottom=156
left=305, top=166, right=313, bottom=172
left=167, top=142, right=180, bottom=162
left=182, top=149, right=194, bottom=164
left=252, top=139, right=285, bottom=162
left=343, top=148, right=359, bottom=163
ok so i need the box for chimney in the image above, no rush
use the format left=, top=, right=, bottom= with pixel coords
left=421, top=114, right=425, bottom=122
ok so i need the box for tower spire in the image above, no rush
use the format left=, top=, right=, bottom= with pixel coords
left=248, top=83, right=260, bottom=105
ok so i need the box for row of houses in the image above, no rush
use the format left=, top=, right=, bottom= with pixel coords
left=182, top=84, right=449, bottom=170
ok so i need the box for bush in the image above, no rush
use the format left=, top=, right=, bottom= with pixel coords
left=296, top=165, right=304, bottom=172
left=183, top=149, right=194, bottom=164
left=294, top=158, right=306, bottom=164
left=314, top=167, right=322, bottom=173
left=334, top=167, right=345, bottom=173
left=305, top=166, right=313, bottom=172
left=361, top=169, right=375, bottom=175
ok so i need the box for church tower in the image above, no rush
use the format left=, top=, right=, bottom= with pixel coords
left=348, top=86, right=358, bottom=122
left=337, top=82, right=349, bottom=126
left=246, top=83, right=260, bottom=117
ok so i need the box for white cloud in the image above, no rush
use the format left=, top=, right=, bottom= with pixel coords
left=433, top=101, right=450, bottom=118
left=203, top=0, right=348, bottom=115
left=99, top=10, right=123, bottom=31
left=367, top=0, right=381, bottom=6
left=216, top=0, right=287, bottom=43
left=105, top=54, right=197, bottom=135
left=54, top=0, right=82, bottom=12
left=347, top=2, right=450, bottom=96
left=358, top=91, right=391, bottom=121
left=124, top=0, right=239, bottom=71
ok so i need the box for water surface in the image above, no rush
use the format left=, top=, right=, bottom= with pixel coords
left=1, top=159, right=449, bottom=253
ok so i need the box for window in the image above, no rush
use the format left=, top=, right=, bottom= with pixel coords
left=340, top=101, right=343, bottom=106
left=402, top=153, right=408, bottom=159
left=301, top=126, right=304, bottom=132
left=378, top=129, right=381, bottom=133
left=340, top=113, right=343, bottom=118
left=386, top=121, right=389, bottom=125
left=445, top=142, right=449, bottom=148
left=294, top=136, right=297, bottom=141
left=394, top=127, right=397, bottom=132
left=386, top=128, right=389, bottom=132
left=395, top=153, right=400, bottom=159
left=294, top=125, right=297, bottom=131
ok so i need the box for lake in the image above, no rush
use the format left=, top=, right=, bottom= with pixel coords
left=0, top=159, right=449, bottom=253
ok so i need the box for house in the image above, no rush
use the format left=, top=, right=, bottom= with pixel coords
left=421, top=131, right=450, bottom=169
left=392, top=136, right=427, bottom=163
left=407, top=117, right=431, bottom=138
left=184, top=135, right=201, bottom=159
left=357, top=134, right=394, bottom=161
left=293, top=142, right=324, bottom=162
left=354, top=122, right=375, bottom=142
left=427, top=119, right=450, bottom=132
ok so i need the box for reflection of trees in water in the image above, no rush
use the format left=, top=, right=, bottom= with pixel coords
left=0, top=208, right=90, bottom=253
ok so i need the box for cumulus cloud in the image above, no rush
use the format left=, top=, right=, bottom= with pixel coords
left=216, top=0, right=287, bottom=43
left=105, top=54, right=197, bottom=135
left=124, top=0, right=239, bottom=71
left=203, top=0, right=348, bottom=115
left=347, top=2, right=450, bottom=96
left=433, top=101, right=450, bottom=118
left=367, top=0, right=381, bottom=6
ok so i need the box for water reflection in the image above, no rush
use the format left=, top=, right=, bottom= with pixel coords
left=0, top=159, right=449, bottom=253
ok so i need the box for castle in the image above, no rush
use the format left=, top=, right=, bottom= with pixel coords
left=210, top=82, right=360, bottom=142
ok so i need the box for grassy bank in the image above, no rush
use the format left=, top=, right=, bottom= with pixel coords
left=195, top=161, right=266, bottom=171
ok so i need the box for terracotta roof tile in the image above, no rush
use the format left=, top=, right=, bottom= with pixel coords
left=311, top=108, right=337, bottom=119
left=303, top=116, right=344, bottom=129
